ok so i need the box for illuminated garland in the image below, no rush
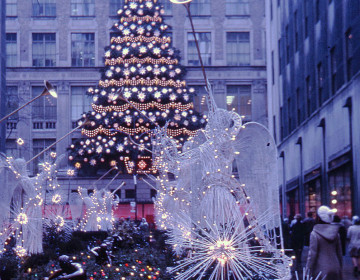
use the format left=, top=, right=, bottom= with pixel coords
left=118, top=15, right=162, bottom=23
left=111, top=35, right=169, bottom=44
left=81, top=126, right=118, bottom=137
left=81, top=125, right=198, bottom=137
left=105, top=56, right=178, bottom=66
left=99, top=78, right=186, bottom=87
left=92, top=101, right=193, bottom=113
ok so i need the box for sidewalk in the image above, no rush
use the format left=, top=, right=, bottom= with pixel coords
left=292, top=246, right=358, bottom=279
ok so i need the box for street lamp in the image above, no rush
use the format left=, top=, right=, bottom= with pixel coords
left=0, top=80, right=57, bottom=124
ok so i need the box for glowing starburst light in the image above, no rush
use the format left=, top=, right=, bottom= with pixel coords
left=16, top=213, right=28, bottom=225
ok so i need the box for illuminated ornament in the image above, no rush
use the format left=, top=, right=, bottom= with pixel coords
left=16, top=138, right=24, bottom=146
left=110, top=160, right=117, bottom=166
left=130, top=66, right=137, bottom=72
left=105, top=50, right=111, bottom=58
left=116, top=44, right=121, bottom=51
left=138, top=92, right=146, bottom=101
left=124, top=68, right=130, bottom=76
left=182, top=111, right=188, bottom=117
left=175, top=68, right=181, bottom=74
left=67, top=169, right=75, bottom=176
left=122, top=48, right=129, bottom=55
left=137, top=27, right=145, bottom=35
left=153, top=48, right=161, bottom=55
left=161, top=112, right=167, bottom=118
left=101, top=90, right=107, bottom=96
left=123, top=28, right=130, bottom=36
left=138, top=160, right=147, bottom=169
left=184, top=120, right=189, bottom=126
left=106, top=70, right=113, bottom=77
left=130, top=2, right=137, bottom=9
left=116, top=144, right=124, bottom=152
left=153, top=68, right=160, bottom=75
left=96, top=146, right=103, bottom=154
left=174, top=114, right=181, bottom=121
left=90, top=159, right=96, bottom=166
left=125, top=9, right=131, bottom=15
left=192, top=116, right=198, bottom=122
left=109, top=140, right=115, bottom=146
left=52, top=194, right=62, bottom=204
left=139, top=46, right=147, bottom=53
left=139, top=67, right=146, bottom=74
left=115, top=67, right=121, bottom=73
left=145, top=1, right=153, bottom=8
left=183, top=94, right=189, bottom=101
left=168, top=49, right=174, bottom=55
left=50, top=152, right=57, bottom=158
left=78, top=149, right=84, bottom=155
left=128, top=161, right=135, bottom=168
left=16, top=213, right=28, bottom=225
left=125, top=115, right=132, bottom=123
left=124, top=91, right=132, bottom=98
left=154, top=30, right=160, bottom=37
left=154, top=91, right=161, bottom=98
left=169, top=93, right=177, bottom=101
left=146, top=65, right=152, bottom=71
left=14, top=246, right=27, bottom=258
left=169, top=71, right=176, bottom=77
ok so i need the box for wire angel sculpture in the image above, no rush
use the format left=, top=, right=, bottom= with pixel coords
left=77, top=183, right=123, bottom=232
left=0, top=154, right=64, bottom=255
left=151, top=81, right=292, bottom=279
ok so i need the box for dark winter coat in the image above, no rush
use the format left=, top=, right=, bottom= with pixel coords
left=306, top=224, right=343, bottom=280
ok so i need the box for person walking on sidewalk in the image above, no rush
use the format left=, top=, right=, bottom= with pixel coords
left=303, top=211, right=315, bottom=247
left=306, top=205, right=342, bottom=280
left=290, top=214, right=305, bottom=269
left=347, top=216, right=360, bottom=277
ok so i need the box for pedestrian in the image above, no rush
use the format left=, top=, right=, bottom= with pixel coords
left=303, top=211, right=315, bottom=247
left=282, top=218, right=291, bottom=252
left=342, top=215, right=352, bottom=230
left=290, top=214, right=305, bottom=268
left=332, top=215, right=347, bottom=256
left=347, top=216, right=360, bottom=277
left=306, top=205, right=342, bottom=280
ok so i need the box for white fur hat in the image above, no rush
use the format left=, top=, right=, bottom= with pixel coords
left=317, top=205, right=336, bottom=223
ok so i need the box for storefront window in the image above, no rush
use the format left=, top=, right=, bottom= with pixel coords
left=286, top=187, right=300, bottom=219
left=328, top=162, right=352, bottom=218
left=304, top=178, right=322, bottom=216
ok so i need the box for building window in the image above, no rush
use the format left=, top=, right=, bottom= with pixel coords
left=189, top=0, right=210, bottom=16
left=271, top=51, right=274, bottom=84
left=294, top=10, right=298, bottom=51
left=306, top=76, right=310, bottom=116
left=296, top=88, right=300, bottom=126
left=278, top=39, right=282, bottom=74
left=187, top=32, right=211, bottom=66
left=345, top=30, right=353, bottom=81
left=304, top=175, right=322, bottom=215
left=6, top=0, right=17, bottom=17
left=150, top=189, right=157, bottom=199
left=125, top=189, right=136, bottom=199
left=328, top=161, right=352, bottom=218
left=226, top=32, right=250, bottom=66
left=315, top=0, right=320, bottom=22
left=317, top=62, right=324, bottom=106
left=32, top=139, right=56, bottom=174
left=109, top=0, right=125, bottom=16
left=6, top=33, right=17, bottom=67
left=32, top=86, right=57, bottom=129
left=191, top=85, right=208, bottom=113
left=32, top=0, right=56, bottom=17
left=285, top=25, right=290, bottom=63
left=6, top=86, right=19, bottom=122
left=32, top=33, right=56, bottom=67
left=158, top=0, right=172, bottom=15
left=225, top=0, right=249, bottom=16
left=5, top=140, right=19, bottom=158
left=71, top=86, right=92, bottom=127
left=226, top=85, right=251, bottom=120
left=330, top=47, right=336, bottom=95
left=286, top=187, right=300, bottom=218
left=280, top=106, right=284, bottom=140
left=71, top=33, right=95, bottom=67
left=304, top=0, right=308, bottom=38
left=71, top=0, right=95, bottom=16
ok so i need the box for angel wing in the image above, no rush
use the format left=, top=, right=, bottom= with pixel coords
left=233, top=122, right=281, bottom=231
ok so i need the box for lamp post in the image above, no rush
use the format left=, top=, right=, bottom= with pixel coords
left=0, top=80, right=57, bottom=124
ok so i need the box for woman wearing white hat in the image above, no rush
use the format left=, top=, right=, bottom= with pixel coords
left=306, top=205, right=343, bottom=280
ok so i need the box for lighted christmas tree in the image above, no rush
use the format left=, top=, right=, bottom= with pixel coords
left=68, top=0, right=206, bottom=174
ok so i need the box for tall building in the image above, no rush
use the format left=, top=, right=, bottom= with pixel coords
left=3, top=0, right=267, bottom=210
left=266, top=0, right=360, bottom=219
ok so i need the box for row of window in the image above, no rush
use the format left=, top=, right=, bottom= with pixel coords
left=6, top=32, right=251, bottom=67
left=5, top=84, right=252, bottom=127
left=6, top=0, right=250, bottom=17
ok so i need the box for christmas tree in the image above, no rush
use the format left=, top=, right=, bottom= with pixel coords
left=68, top=0, right=206, bottom=174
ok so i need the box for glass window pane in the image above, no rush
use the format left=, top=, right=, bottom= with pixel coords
left=226, top=85, right=251, bottom=120
left=71, top=0, right=95, bottom=16
left=109, top=0, right=125, bottom=16
left=71, top=86, right=92, bottom=121
left=71, top=33, right=95, bottom=67
left=6, top=0, right=17, bottom=17
left=6, top=86, right=19, bottom=120
left=187, top=32, right=211, bottom=66
left=226, top=32, right=250, bottom=66
left=6, top=33, right=17, bottom=67
left=32, top=0, right=56, bottom=16
left=32, top=86, right=57, bottom=120
left=32, top=139, right=56, bottom=174
left=32, top=33, right=56, bottom=67
left=225, top=0, right=249, bottom=15
left=191, top=85, right=208, bottom=113
left=190, top=0, right=210, bottom=15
